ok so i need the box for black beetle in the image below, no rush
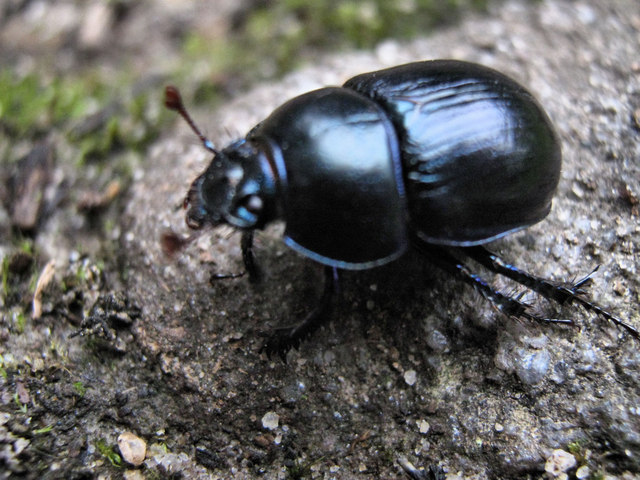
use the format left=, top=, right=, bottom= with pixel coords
left=164, top=60, right=638, bottom=357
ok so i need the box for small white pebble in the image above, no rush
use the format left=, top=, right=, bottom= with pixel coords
left=575, top=465, right=590, bottom=479
left=261, top=411, right=280, bottom=430
left=545, top=449, right=576, bottom=477
left=117, top=432, right=146, bottom=466
left=417, top=419, right=430, bottom=434
left=404, top=369, right=417, bottom=386
left=123, top=470, right=145, bottom=480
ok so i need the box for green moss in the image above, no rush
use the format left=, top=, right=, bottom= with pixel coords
left=0, top=69, right=167, bottom=167
left=13, top=311, right=26, bottom=334
left=73, top=381, right=87, bottom=397
left=14, top=392, right=28, bottom=413
left=567, top=439, right=588, bottom=463
left=33, top=424, right=54, bottom=435
left=96, top=439, right=122, bottom=467
left=0, top=70, right=106, bottom=139
left=18, top=239, right=34, bottom=255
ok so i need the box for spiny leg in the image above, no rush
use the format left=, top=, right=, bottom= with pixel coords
left=412, top=238, right=573, bottom=327
left=262, top=266, right=338, bottom=360
left=463, top=245, right=639, bottom=339
left=209, top=230, right=261, bottom=282
left=241, top=230, right=261, bottom=283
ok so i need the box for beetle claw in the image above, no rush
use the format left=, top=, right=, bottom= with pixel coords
left=260, top=327, right=301, bottom=362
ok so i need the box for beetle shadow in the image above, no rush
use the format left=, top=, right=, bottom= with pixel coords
left=331, top=249, right=502, bottom=356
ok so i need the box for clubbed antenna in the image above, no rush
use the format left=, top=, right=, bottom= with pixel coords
left=164, top=86, right=218, bottom=154
left=160, top=229, right=206, bottom=258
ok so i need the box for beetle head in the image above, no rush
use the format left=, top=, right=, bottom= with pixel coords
left=185, top=140, right=275, bottom=230
left=164, top=86, right=276, bottom=232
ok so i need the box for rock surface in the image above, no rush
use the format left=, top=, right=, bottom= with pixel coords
left=122, top=1, right=640, bottom=478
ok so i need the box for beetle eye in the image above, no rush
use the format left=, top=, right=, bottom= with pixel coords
left=244, top=194, right=263, bottom=214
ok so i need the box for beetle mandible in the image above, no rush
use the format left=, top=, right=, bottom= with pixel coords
left=164, top=60, right=638, bottom=357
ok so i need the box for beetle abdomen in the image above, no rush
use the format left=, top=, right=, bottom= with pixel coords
left=252, top=87, right=408, bottom=269
left=345, top=60, right=562, bottom=245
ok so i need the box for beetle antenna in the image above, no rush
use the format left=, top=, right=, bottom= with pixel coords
left=160, top=228, right=206, bottom=258
left=164, top=85, right=218, bottom=154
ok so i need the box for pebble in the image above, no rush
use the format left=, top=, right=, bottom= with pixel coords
left=261, top=411, right=279, bottom=430
left=417, top=419, right=430, bottom=434
left=514, top=348, right=551, bottom=385
left=123, top=470, right=145, bottom=480
left=404, top=370, right=417, bottom=386
left=117, top=432, right=147, bottom=467
left=544, top=449, right=576, bottom=477
left=426, top=330, right=449, bottom=352
left=575, top=465, right=590, bottom=479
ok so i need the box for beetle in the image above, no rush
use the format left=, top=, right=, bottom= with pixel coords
left=163, top=60, right=638, bottom=357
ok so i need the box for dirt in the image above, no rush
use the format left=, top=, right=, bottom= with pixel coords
left=1, top=1, right=640, bottom=479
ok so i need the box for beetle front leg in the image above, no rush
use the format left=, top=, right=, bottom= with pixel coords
left=262, top=266, right=338, bottom=360
left=209, top=230, right=261, bottom=282
left=241, top=230, right=261, bottom=283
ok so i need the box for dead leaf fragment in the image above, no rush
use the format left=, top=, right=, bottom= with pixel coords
left=32, top=259, right=56, bottom=319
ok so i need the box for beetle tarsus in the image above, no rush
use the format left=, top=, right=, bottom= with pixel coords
left=559, top=284, right=640, bottom=339
left=262, top=266, right=337, bottom=360
left=210, top=271, right=245, bottom=283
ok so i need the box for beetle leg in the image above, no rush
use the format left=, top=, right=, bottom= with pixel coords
left=463, top=246, right=639, bottom=339
left=412, top=238, right=572, bottom=327
left=262, top=266, right=338, bottom=360
left=241, top=230, right=261, bottom=283
left=209, top=231, right=261, bottom=282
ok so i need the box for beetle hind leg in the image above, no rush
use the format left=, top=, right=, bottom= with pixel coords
left=261, top=266, right=338, bottom=360
left=413, top=240, right=573, bottom=328
left=463, top=245, right=639, bottom=339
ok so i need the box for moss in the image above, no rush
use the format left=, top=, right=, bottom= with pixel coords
left=0, top=70, right=107, bottom=139
left=33, top=425, right=54, bottom=435
left=71, top=90, right=170, bottom=165
left=72, top=381, right=87, bottom=397
left=13, top=311, right=26, bottom=334
left=0, top=69, right=167, bottom=167
left=96, top=439, right=122, bottom=467
left=14, top=392, right=28, bottom=413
